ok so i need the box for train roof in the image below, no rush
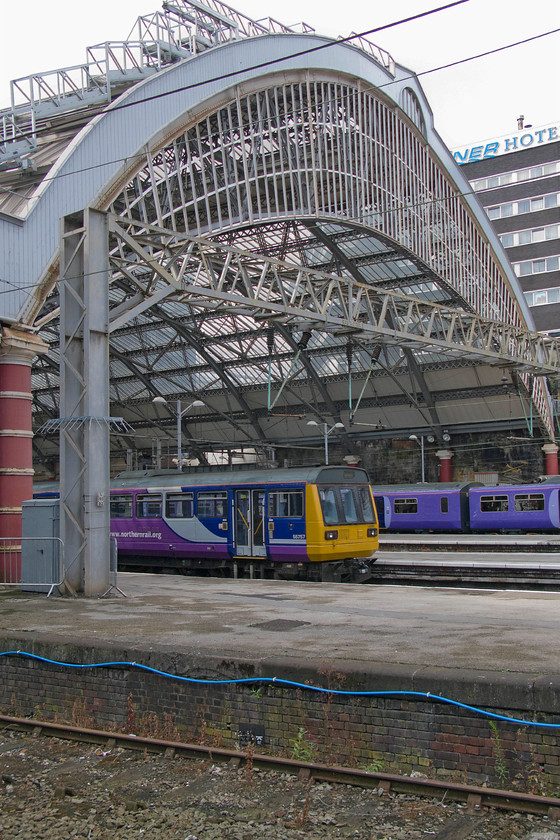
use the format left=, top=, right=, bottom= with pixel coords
left=468, top=482, right=560, bottom=492
left=110, top=465, right=371, bottom=490
left=371, top=482, right=481, bottom=493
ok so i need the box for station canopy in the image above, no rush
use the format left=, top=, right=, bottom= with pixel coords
left=1, top=0, right=559, bottom=473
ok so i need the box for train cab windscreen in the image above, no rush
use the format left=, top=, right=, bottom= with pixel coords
left=318, top=485, right=375, bottom=525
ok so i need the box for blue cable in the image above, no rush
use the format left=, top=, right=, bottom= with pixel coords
left=1, top=648, right=558, bottom=729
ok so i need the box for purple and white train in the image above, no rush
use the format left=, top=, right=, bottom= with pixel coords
left=35, top=465, right=380, bottom=581
left=373, top=480, right=560, bottom=532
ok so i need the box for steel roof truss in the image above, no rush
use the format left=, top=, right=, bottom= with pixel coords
left=107, top=217, right=560, bottom=378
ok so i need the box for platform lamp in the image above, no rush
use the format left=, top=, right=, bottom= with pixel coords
left=307, top=420, right=345, bottom=465
left=152, top=397, right=204, bottom=471
left=409, top=434, right=425, bottom=483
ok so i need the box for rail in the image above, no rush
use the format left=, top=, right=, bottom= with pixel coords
left=1, top=714, right=559, bottom=818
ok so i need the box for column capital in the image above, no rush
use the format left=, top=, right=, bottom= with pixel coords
left=436, top=449, right=454, bottom=460
left=542, top=443, right=559, bottom=455
left=0, top=326, right=48, bottom=365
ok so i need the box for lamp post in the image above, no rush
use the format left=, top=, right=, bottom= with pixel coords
left=307, top=420, right=345, bottom=465
left=409, top=434, right=425, bottom=483
left=152, top=397, right=204, bottom=471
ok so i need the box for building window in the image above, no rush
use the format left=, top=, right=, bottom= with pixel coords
left=499, top=224, right=560, bottom=248
left=524, top=288, right=560, bottom=307
left=486, top=192, right=560, bottom=220
left=513, top=256, right=560, bottom=276
left=471, top=162, right=560, bottom=192
left=399, top=87, right=426, bottom=136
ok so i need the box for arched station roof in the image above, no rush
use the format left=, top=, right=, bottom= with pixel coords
left=0, top=0, right=559, bottom=471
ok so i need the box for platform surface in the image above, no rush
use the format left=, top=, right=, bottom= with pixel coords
left=1, top=571, right=560, bottom=680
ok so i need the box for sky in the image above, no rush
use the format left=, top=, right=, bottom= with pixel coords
left=0, top=0, right=558, bottom=150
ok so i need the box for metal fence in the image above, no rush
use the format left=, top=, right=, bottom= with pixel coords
left=0, top=537, right=64, bottom=596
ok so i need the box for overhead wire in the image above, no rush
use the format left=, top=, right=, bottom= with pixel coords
left=1, top=3, right=557, bottom=438
left=1, top=14, right=558, bottom=308
left=1, top=4, right=558, bottom=309
left=0, top=3, right=558, bottom=199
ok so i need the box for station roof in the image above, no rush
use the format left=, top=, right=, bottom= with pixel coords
left=0, top=0, right=558, bottom=474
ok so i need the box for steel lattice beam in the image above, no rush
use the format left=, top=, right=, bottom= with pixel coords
left=107, top=216, right=560, bottom=379
left=59, top=210, right=110, bottom=596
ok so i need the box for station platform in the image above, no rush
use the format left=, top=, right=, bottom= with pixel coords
left=3, top=568, right=560, bottom=786
left=1, top=570, right=559, bottom=695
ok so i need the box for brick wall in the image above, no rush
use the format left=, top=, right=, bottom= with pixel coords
left=0, top=641, right=559, bottom=792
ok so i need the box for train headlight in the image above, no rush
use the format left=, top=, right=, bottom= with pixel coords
left=367, top=527, right=378, bottom=538
left=324, top=530, right=338, bottom=540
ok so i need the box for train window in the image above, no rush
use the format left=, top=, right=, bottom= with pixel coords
left=268, top=491, right=304, bottom=517
left=394, top=498, right=418, bottom=514
left=340, top=488, right=359, bottom=523
left=136, top=494, right=163, bottom=518
left=197, top=491, right=227, bottom=518
left=356, top=486, right=375, bottom=522
left=514, top=493, right=545, bottom=512
left=166, top=492, right=194, bottom=519
left=319, top=486, right=376, bottom=525
left=110, top=494, right=133, bottom=518
left=319, top=487, right=339, bottom=525
left=480, top=495, right=509, bottom=512
left=441, top=497, right=449, bottom=514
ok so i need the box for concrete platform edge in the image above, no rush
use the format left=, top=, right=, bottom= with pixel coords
left=1, top=631, right=559, bottom=720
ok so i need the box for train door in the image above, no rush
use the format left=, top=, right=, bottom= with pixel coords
left=234, top=489, right=267, bottom=557
left=373, top=495, right=387, bottom=528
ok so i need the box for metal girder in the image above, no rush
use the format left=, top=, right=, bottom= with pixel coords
left=304, top=221, right=444, bottom=438
left=106, top=215, right=560, bottom=380
left=271, top=324, right=353, bottom=445
left=59, top=209, right=110, bottom=596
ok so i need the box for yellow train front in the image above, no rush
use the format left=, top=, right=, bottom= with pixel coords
left=298, top=467, right=379, bottom=580
left=109, top=465, right=379, bottom=582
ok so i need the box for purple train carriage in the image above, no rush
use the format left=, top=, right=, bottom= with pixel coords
left=373, top=481, right=560, bottom=533
left=467, top=483, right=560, bottom=532
left=373, top=483, right=474, bottom=532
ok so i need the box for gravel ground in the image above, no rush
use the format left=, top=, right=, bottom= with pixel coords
left=0, top=730, right=558, bottom=840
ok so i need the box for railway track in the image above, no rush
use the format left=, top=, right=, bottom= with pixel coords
left=2, top=713, right=560, bottom=819
left=374, top=534, right=560, bottom=588
left=371, top=561, right=560, bottom=589
left=378, top=533, right=560, bottom=553
left=118, top=534, right=560, bottom=585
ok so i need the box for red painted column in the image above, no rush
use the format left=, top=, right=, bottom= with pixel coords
left=542, top=443, right=559, bottom=477
left=436, top=449, right=454, bottom=482
left=0, top=327, right=48, bottom=582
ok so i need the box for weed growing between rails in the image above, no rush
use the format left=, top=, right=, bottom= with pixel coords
left=244, top=740, right=255, bottom=783
left=71, top=698, right=95, bottom=729
left=318, top=662, right=347, bottom=764
left=289, top=727, right=318, bottom=762
left=490, top=721, right=508, bottom=786
left=512, top=727, right=549, bottom=796
left=286, top=779, right=313, bottom=828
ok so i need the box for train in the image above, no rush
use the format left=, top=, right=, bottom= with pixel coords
left=373, top=480, right=560, bottom=533
left=34, top=466, right=380, bottom=582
